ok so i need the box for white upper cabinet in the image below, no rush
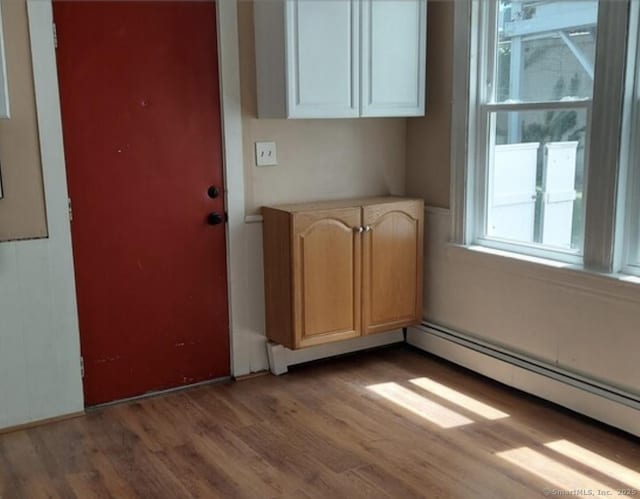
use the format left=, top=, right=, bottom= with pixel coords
left=254, top=0, right=426, bottom=119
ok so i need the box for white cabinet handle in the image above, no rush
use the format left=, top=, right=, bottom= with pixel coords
left=353, top=226, right=364, bottom=233
left=364, top=225, right=372, bottom=232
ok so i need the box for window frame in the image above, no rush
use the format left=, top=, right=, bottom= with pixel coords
left=475, top=0, right=593, bottom=263
left=619, top=0, right=640, bottom=277
left=452, top=0, right=630, bottom=272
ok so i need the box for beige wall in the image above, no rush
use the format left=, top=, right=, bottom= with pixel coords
left=406, top=0, right=453, bottom=209
left=0, top=0, right=47, bottom=241
left=238, top=1, right=407, bottom=215
left=405, top=1, right=640, bottom=397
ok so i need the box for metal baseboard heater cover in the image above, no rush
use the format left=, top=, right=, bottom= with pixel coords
left=414, top=322, right=640, bottom=411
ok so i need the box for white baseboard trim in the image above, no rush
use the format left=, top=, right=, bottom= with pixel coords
left=407, top=324, right=640, bottom=438
left=244, top=214, right=263, bottom=224
left=267, top=330, right=404, bottom=375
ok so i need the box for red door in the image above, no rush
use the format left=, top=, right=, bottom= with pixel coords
left=54, top=1, right=230, bottom=405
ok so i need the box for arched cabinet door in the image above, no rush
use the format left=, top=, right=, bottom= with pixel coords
left=362, top=200, right=423, bottom=335
left=292, top=208, right=362, bottom=348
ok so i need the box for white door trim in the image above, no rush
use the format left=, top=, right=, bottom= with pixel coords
left=215, top=0, right=253, bottom=377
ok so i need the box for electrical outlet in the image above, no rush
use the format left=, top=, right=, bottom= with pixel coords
left=255, top=141, right=278, bottom=166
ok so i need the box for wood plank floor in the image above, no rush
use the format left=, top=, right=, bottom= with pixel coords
left=0, top=346, right=638, bottom=498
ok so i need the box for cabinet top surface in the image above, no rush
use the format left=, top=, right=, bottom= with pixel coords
left=262, top=196, right=423, bottom=214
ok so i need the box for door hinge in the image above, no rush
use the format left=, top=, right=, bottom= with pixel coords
left=80, top=357, right=84, bottom=378
left=68, top=197, right=73, bottom=222
left=53, top=22, right=58, bottom=49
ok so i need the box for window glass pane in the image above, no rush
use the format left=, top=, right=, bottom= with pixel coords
left=626, top=100, right=640, bottom=268
left=496, top=0, right=598, bottom=103
left=486, top=108, right=587, bottom=251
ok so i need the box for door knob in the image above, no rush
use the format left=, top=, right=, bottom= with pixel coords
left=207, top=186, right=220, bottom=199
left=207, top=212, right=224, bottom=225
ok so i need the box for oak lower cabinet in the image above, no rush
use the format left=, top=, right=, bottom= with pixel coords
left=262, top=197, right=423, bottom=350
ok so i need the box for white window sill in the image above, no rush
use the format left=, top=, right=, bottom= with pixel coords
left=446, top=243, right=640, bottom=303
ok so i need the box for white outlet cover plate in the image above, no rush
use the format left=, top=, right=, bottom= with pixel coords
left=255, top=141, right=278, bottom=166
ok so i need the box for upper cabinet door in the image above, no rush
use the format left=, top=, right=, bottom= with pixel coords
left=285, top=0, right=360, bottom=118
left=360, top=0, right=426, bottom=117
left=362, top=199, right=423, bottom=335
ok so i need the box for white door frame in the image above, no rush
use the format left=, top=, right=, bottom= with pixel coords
left=215, top=0, right=256, bottom=377
left=27, top=0, right=252, bottom=396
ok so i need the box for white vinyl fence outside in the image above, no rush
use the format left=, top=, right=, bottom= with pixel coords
left=488, top=142, right=539, bottom=242
left=541, top=141, right=579, bottom=247
left=489, top=141, right=578, bottom=248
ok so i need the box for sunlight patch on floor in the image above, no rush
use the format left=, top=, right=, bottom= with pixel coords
left=497, top=447, right=614, bottom=498
left=545, top=440, right=640, bottom=489
left=367, top=382, right=474, bottom=428
left=409, top=377, right=510, bottom=420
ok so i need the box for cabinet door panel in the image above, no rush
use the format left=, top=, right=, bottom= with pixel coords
left=286, top=0, right=359, bottom=118
left=361, top=0, right=426, bottom=117
left=293, top=208, right=361, bottom=347
left=362, top=201, right=423, bottom=334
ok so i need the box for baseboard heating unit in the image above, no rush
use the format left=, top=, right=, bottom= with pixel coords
left=407, top=323, right=640, bottom=438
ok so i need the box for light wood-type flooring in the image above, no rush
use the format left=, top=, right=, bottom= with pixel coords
left=0, top=346, right=638, bottom=498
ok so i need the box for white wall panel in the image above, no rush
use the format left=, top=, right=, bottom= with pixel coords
left=0, top=243, right=30, bottom=429
left=0, top=0, right=83, bottom=430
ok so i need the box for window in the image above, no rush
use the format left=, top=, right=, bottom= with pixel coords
left=473, top=0, right=598, bottom=261
left=620, top=1, right=640, bottom=276
left=453, top=0, right=631, bottom=271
